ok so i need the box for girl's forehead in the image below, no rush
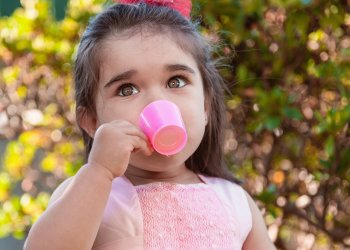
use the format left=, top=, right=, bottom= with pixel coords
left=103, top=32, right=171, bottom=51
left=98, top=32, right=200, bottom=76
left=100, top=26, right=199, bottom=58
left=101, top=31, right=187, bottom=57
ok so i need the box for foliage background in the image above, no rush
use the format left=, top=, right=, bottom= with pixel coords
left=0, top=0, right=349, bottom=249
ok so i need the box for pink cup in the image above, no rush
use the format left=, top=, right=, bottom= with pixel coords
left=139, top=100, right=187, bottom=155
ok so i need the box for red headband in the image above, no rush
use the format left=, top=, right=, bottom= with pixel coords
left=117, top=0, right=192, bottom=18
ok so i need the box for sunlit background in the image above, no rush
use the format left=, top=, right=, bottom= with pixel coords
left=0, top=0, right=349, bottom=249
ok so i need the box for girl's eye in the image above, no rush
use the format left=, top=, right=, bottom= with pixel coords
left=167, top=76, right=187, bottom=88
left=117, top=84, right=139, bottom=96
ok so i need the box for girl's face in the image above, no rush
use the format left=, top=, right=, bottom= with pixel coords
left=91, top=32, right=207, bottom=173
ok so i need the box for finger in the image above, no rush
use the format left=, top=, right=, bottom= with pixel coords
left=107, top=120, right=153, bottom=153
left=130, top=135, right=154, bottom=156
left=110, top=120, right=149, bottom=142
left=124, top=127, right=149, bottom=143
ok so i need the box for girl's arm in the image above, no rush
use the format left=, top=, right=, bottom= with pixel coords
left=24, top=163, right=114, bottom=250
left=24, top=120, right=152, bottom=250
left=242, top=192, right=277, bottom=250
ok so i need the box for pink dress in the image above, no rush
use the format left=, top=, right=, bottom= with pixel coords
left=92, top=175, right=252, bottom=250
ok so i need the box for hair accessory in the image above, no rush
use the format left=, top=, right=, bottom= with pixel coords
left=117, top=0, right=192, bottom=18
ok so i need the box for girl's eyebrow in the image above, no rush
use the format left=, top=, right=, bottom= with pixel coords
left=165, top=64, right=196, bottom=74
left=103, top=64, right=195, bottom=89
left=104, top=69, right=137, bottom=89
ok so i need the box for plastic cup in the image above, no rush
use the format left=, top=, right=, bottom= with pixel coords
left=139, top=100, right=187, bottom=155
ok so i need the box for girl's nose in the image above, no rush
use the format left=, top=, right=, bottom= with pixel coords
left=144, top=86, right=168, bottom=105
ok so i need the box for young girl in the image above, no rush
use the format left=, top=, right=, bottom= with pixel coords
left=25, top=1, right=276, bottom=249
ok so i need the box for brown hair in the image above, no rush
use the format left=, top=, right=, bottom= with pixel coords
left=74, top=3, right=238, bottom=182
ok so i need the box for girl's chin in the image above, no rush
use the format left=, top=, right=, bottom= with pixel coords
left=132, top=149, right=187, bottom=159
left=129, top=154, right=188, bottom=170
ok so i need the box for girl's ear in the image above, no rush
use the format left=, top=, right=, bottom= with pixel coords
left=77, top=106, right=97, bottom=138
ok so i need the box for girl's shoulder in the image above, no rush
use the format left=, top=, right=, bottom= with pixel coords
left=199, top=175, right=248, bottom=203
left=201, top=175, right=276, bottom=249
left=199, top=175, right=253, bottom=242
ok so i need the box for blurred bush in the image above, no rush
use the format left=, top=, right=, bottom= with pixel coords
left=0, top=0, right=349, bottom=249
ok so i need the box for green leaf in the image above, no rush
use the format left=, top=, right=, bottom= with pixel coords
left=338, top=149, right=350, bottom=179
left=320, top=159, right=332, bottom=169
left=325, top=136, right=335, bottom=158
left=256, top=184, right=277, bottom=203
left=41, top=153, right=58, bottom=172
left=283, top=107, right=303, bottom=120
left=265, top=116, right=282, bottom=130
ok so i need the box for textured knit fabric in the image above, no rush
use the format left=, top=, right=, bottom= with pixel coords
left=135, top=182, right=241, bottom=250
left=92, top=175, right=252, bottom=250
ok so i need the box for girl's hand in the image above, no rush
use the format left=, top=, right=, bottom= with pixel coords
left=87, top=120, right=153, bottom=179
